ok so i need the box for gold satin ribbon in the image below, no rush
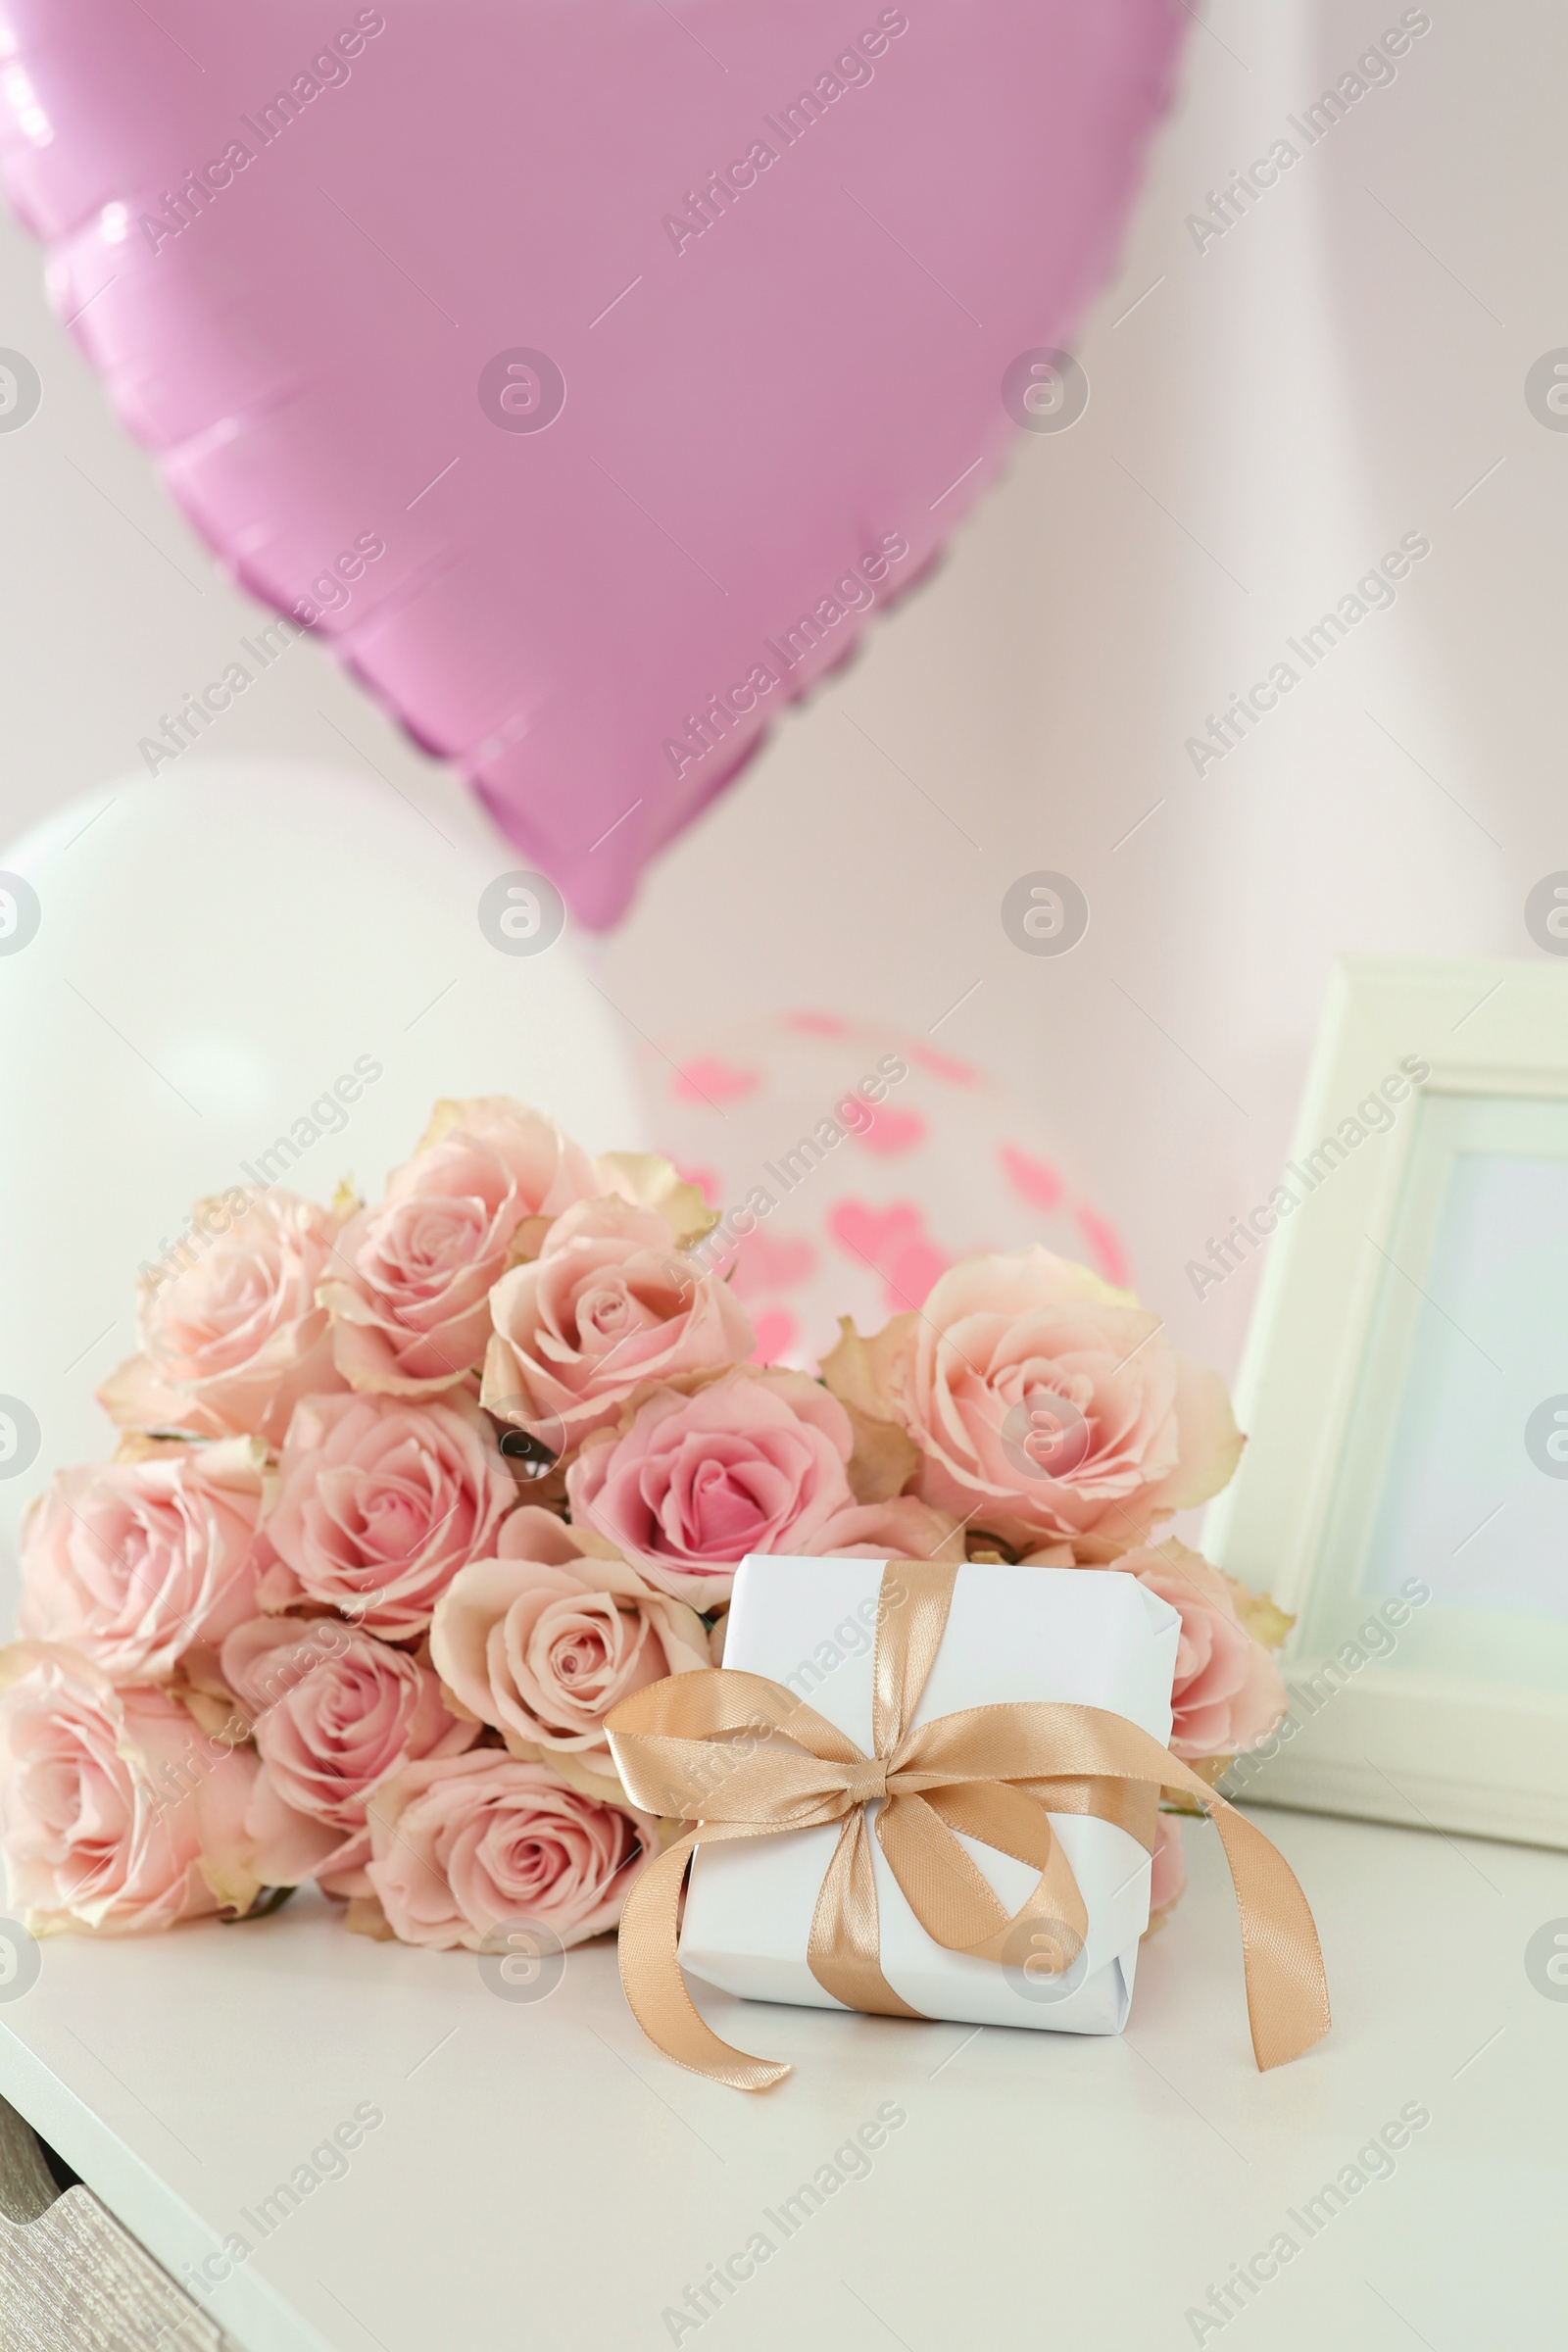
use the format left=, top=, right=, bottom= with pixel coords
left=606, top=1563, right=1330, bottom=2090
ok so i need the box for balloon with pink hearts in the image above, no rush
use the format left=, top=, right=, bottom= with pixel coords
left=642, top=1012, right=1132, bottom=1373
left=0, top=0, right=1182, bottom=926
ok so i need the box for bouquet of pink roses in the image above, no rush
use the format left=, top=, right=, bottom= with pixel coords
left=0, top=1096, right=1290, bottom=1956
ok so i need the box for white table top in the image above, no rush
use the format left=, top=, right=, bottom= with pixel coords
left=0, top=1802, right=1561, bottom=2352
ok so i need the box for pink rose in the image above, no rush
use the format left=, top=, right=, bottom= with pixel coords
left=1124, top=1544, right=1287, bottom=1758
left=220, top=1617, right=477, bottom=1893
left=0, top=1643, right=260, bottom=1933
left=98, top=1190, right=347, bottom=1445
left=831, top=1250, right=1242, bottom=1559
left=261, top=1393, right=515, bottom=1640
left=1149, top=1815, right=1186, bottom=1922
left=803, top=1494, right=964, bottom=1562
left=19, top=1439, right=266, bottom=1685
left=318, top=1100, right=599, bottom=1396
left=482, top=1198, right=754, bottom=1453
left=366, top=1751, right=655, bottom=1950
left=567, top=1368, right=859, bottom=1607
left=430, top=1505, right=710, bottom=1799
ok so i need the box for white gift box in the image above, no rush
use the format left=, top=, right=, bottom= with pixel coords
left=679, top=1556, right=1181, bottom=2036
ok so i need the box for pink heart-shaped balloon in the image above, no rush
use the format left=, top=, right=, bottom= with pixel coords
left=0, top=1, right=1180, bottom=923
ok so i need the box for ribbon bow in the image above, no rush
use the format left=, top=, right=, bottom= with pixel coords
left=607, top=1563, right=1330, bottom=2090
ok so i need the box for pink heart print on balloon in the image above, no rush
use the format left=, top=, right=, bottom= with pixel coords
left=640, top=1012, right=1131, bottom=1372
left=826, top=1200, right=951, bottom=1310
left=0, top=1, right=1183, bottom=925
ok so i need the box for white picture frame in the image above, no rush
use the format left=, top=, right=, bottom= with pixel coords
left=1204, top=956, right=1568, bottom=1848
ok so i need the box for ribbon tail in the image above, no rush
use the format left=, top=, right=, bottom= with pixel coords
left=1174, top=1778, right=1333, bottom=2072
left=808, top=1809, right=927, bottom=2020
left=614, top=1829, right=792, bottom=2092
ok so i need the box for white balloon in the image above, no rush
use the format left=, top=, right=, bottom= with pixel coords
left=0, top=760, right=642, bottom=1617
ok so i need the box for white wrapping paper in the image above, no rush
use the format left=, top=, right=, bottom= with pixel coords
left=679, top=1557, right=1181, bottom=2035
